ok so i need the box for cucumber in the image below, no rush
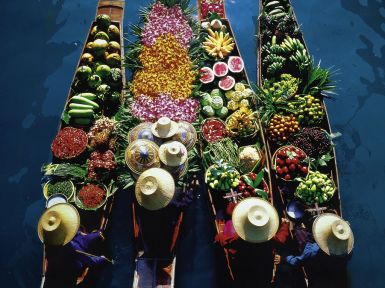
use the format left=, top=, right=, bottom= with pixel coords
left=69, top=103, right=94, bottom=110
left=68, top=109, right=94, bottom=117
left=265, top=1, right=280, bottom=8
left=70, top=96, right=99, bottom=109
left=75, top=92, right=97, bottom=100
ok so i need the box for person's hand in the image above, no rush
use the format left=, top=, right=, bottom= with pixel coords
left=274, top=254, right=281, bottom=265
left=281, top=218, right=289, bottom=224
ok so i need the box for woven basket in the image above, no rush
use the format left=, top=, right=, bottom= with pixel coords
left=74, top=183, right=109, bottom=211
left=272, top=145, right=309, bottom=182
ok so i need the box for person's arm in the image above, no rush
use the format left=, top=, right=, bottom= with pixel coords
left=273, top=219, right=290, bottom=245
left=75, top=250, right=110, bottom=267
left=286, top=242, right=320, bottom=267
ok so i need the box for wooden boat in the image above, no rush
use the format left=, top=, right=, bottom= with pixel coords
left=131, top=180, right=198, bottom=288
left=257, top=0, right=346, bottom=286
left=40, top=1, right=125, bottom=287
left=197, top=4, right=279, bottom=284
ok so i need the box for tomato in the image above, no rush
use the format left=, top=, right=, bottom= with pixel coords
left=285, top=158, right=291, bottom=165
left=282, top=166, right=289, bottom=174
left=284, top=174, right=291, bottom=181
left=243, top=191, right=250, bottom=197
left=301, top=166, right=308, bottom=174
left=291, top=157, right=299, bottom=164
left=276, top=167, right=283, bottom=175
left=289, top=164, right=297, bottom=171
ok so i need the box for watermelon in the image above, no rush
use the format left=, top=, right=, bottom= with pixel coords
left=228, top=56, right=244, bottom=73
left=218, top=76, right=236, bottom=91
left=213, top=62, right=229, bottom=77
left=200, top=67, right=215, bottom=84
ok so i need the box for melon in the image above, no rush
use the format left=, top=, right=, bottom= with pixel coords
left=200, top=67, right=215, bottom=84
left=213, top=62, right=228, bottom=77
left=218, top=76, right=236, bottom=91
left=228, top=56, right=244, bottom=73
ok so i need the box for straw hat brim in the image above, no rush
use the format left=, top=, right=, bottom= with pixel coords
left=159, top=141, right=188, bottom=167
left=151, top=121, right=179, bottom=138
left=135, top=168, right=175, bottom=211
left=232, top=197, right=279, bottom=243
left=312, top=213, right=354, bottom=256
left=125, top=139, right=161, bottom=175
left=37, top=203, right=80, bottom=246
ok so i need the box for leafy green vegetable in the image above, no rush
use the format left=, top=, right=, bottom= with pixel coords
left=42, top=163, right=87, bottom=181
left=302, top=61, right=337, bottom=97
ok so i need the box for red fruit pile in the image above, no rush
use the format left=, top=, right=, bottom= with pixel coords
left=238, top=172, right=268, bottom=198
left=88, top=150, right=116, bottom=180
left=274, top=146, right=308, bottom=181
left=78, top=184, right=106, bottom=208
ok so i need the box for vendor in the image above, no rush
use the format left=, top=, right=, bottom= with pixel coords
left=37, top=203, right=111, bottom=287
left=277, top=213, right=354, bottom=288
left=215, top=197, right=290, bottom=287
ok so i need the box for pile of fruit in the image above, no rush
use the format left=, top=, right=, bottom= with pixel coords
left=295, top=171, right=336, bottom=205
left=206, top=162, right=240, bottom=191
left=225, top=82, right=254, bottom=112
left=200, top=56, right=244, bottom=85
left=226, top=107, right=257, bottom=138
left=203, top=25, right=235, bottom=59
left=200, top=89, right=228, bottom=119
left=267, top=114, right=300, bottom=142
left=274, top=146, right=309, bottom=181
left=238, top=171, right=268, bottom=200
left=70, top=13, right=123, bottom=125
left=289, top=95, right=325, bottom=126
left=51, top=127, right=88, bottom=160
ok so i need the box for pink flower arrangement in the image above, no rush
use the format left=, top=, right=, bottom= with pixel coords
left=132, top=93, right=199, bottom=123
left=141, top=1, right=193, bottom=48
left=201, top=0, right=225, bottom=19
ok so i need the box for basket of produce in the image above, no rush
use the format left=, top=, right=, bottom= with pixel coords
left=237, top=171, right=269, bottom=200
left=225, top=107, right=259, bottom=139
left=74, top=183, right=109, bottom=211
left=272, top=145, right=309, bottom=182
left=43, top=180, right=75, bottom=201
left=51, top=127, right=88, bottom=161
left=238, top=145, right=265, bottom=174
left=201, top=118, right=227, bottom=143
left=295, top=171, right=336, bottom=206
left=202, top=138, right=239, bottom=169
left=200, top=89, right=229, bottom=120
left=205, top=161, right=240, bottom=191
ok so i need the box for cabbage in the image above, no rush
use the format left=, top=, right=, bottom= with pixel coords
left=215, top=107, right=229, bottom=118
left=203, top=105, right=215, bottom=117
left=211, top=96, right=224, bottom=109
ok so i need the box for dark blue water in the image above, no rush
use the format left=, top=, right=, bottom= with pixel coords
left=1, top=0, right=384, bottom=287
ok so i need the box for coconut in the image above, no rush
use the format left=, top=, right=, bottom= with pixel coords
left=92, top=39, right=108, bottom=57
left=106, top=53, right=121, bottom=67
left=108, top=41, right=121, bottom=53
left=88, top=74, right=102, bottom=89
left=210, top=19, right=223, bottom=30
left=76, top=66, right=92, bottom=81
left=108, top=25, right=120, bottom=40
left=95, top=64, right=111, bottom=79
left=80, top=53, right=94, bottom=65
left=96, top=14, right=111, bottom=30
left=94, top=31, right=109, bottom=42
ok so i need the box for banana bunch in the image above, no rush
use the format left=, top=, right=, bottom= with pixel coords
left=203, top=28, right=235, bottom=59
left=263, top=0, right=287, bottom=20
left=290, top=49, right=312, bottom=73
left=280, top=36, right=305, bottom=53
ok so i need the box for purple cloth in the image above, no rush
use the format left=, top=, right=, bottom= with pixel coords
left=286, top=242, right=320, bottom=267
left=68, top=231, right=107, bottom=271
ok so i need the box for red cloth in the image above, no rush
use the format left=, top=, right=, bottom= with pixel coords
left=273, top=222, right=290, bottom=245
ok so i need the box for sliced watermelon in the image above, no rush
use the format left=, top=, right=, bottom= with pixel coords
left=213, top=62, right=229, bottom=77
left=218, top=76, right=236, bottom=91
left=228, top=56, right=244, bottom=73
left=200, top=67, right=215, bottom=84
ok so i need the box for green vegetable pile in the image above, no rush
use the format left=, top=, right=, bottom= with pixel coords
left=46, top=180, right=74, bottom=198
left=201, top=89, right=229, bottom=119
left=263, top=73, right=300, bottom=101
left=295, top=171, right=335, bottom=205
left=203, top=138, right=240, bottom=169
left=206, top=161, right=240, bottom=191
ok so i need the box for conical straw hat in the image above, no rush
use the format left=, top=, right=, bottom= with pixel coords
left=232, top=198, right=279, bottom=243
left=128, top=122, right=157, bottom=144
left=172, top=121, right=197, bottom=151
left=151, top=117, right=178, bottom=139
left=37, top=203, right=80, bottom=246
left=312, top=213, right=354, bottom=256
left=159, top=141, right=188, bottom=167
left=135, top=168, right=175, bottom=211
